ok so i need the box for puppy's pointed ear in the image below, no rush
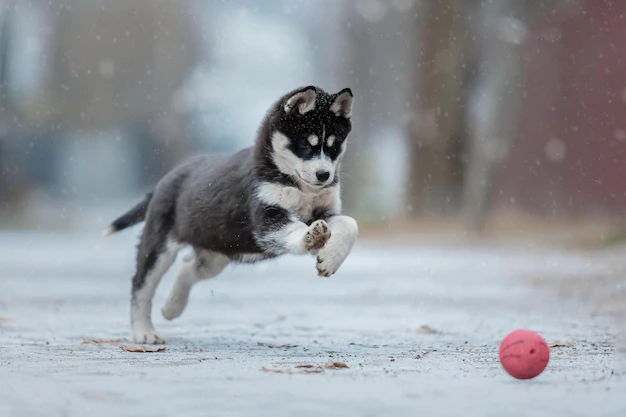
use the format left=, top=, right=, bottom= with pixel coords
left=284, top=87, right=317, bottom=114
left=330, top=88, right=353, bottom=119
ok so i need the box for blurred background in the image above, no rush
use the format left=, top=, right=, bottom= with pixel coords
left=1, top=0, right=625, bottom=240
left=0, top=0, right=626, bottom=244
left=0, top=0, right=622, bottom=247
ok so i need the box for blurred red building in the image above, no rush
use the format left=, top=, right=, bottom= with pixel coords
left=501, top=0, right=626, bottom=217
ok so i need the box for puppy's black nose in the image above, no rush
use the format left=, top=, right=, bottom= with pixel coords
left=316, top=170, right=330, bottom=183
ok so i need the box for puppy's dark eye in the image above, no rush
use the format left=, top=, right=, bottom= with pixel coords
left=298, top=137, right=310, bottom=147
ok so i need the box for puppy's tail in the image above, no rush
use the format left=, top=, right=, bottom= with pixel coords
left=102, top=192, right=154, bottom=237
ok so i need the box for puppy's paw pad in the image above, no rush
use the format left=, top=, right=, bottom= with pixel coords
left=305, top=220, right=331, bottom=251
left=133, top=332, right=165, bottom=345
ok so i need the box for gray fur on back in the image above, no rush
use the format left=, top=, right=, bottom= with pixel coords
left=154, top=149, right=262, bottom=257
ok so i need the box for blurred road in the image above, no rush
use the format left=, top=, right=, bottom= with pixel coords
left=0, top=232, right=624, bottom=417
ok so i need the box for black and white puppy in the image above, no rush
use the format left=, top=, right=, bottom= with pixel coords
left=104, top=86, right=358, bottom=344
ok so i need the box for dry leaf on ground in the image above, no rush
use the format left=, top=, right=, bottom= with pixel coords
left=259, top=343, right=298, bottom=349
left=262, top=366, right=323, bottom=374
left=548, top=341, right=575, bottom=348
left=324, top=359, right=349, bottom=369
left=83, top=338, right=125, bottom=344
left=120, top=345, right=167, bottom=353
left=415, top=325, right=438, bottom=334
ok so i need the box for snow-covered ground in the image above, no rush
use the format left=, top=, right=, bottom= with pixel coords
left=0, top=231, right=624, bottom=417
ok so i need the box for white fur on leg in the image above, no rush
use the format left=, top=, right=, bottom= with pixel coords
left=257, top=220, right=331, bottom=256
left=161, top=251, right=229, bottom=320
left=282, top=222, right=312, bottom=254
left=131, top=242, right=180, bottom=344
left=160, top=260, right=196, bottom=321
left=316, top=216, right=358, bottom=277
left=256, top=221, right=309, bottom=255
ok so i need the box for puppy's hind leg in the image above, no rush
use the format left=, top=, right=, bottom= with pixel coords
left=131, top=223, right=180, bottom=344
left=161, top=250, right=229, bottom=320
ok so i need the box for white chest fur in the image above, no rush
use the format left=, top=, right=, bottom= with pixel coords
left=256, top=182, right=341, bottom=221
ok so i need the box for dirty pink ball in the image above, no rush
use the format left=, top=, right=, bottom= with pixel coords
left=499, top=329, right=550, bottom=379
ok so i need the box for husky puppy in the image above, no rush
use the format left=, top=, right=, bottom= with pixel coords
left=104, top=86, right=357, bottom=344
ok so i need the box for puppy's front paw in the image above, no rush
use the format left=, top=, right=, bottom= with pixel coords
left=316, top=254, right=337, bottom=277
left=304, top=220, right=331, bottom=252
left=316, top=242, right=352, bottom=277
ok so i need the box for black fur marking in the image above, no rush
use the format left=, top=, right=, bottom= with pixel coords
left=306, top=206, right=334, bottom=226
left=109, top=192, right=153, bottom=233
left=250, top=203, right=292, bottom=254
left=277, top=90, right=351, bottom=162
left=253, top=86, right=352, bottom=188
left=131, top=245, right=159, bottom=294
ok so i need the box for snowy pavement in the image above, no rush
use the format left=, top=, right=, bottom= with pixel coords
left=0, top=231, right=624, bottom=417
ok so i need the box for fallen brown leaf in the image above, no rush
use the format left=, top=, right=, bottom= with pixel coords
left=257, top=341, right=297, bottom=349
left=120, top=345, right=167, bottom=353
left=83, top=338, right=125, bottom=344
left=324, top=359, right=349, bottom=369
left=548, top=341, right=575, bottom=348
left=264, top=343, right=297, bottom=349
left=415, top=325, right=438, bottom=334
left=262, top=366, right=323, bottom=374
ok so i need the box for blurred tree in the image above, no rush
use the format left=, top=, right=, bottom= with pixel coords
left=462, top=0, right=529, bottom=231
left=0, top=4, right=22, bottom=217
left=408, top=0, right=469, bottom=216
left=462, top=0, right=576, bottom=231
left=0, top=0, right=202, bottom=222
left=0, top=5, right=7, bottom=212
left=408, top=0, right=576, bottom=230
left=327, top=0, right=417, bottom=220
